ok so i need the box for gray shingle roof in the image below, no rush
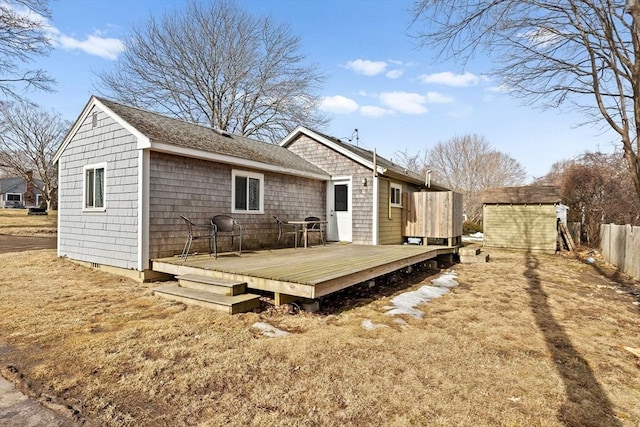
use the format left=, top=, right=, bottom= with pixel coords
left=0, top=176, right=42, bottom=194
left=482, top=186, right=561, bottom=204
left=310, top=129, right=448, bottom=189
left=96, top=97, right=329, bottom=177
left=311, top=130, right=420, bottom=179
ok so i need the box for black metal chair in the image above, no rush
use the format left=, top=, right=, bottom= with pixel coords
left=303, top=216, right=325, bottom=247
left=273, top=216, right=298, bottom=249
left=180, top=215, right=214, bottom=260
left=212, top=215, right=243, bottom=259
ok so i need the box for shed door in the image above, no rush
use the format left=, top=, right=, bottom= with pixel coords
left=327, top=179, right=352, bottom=242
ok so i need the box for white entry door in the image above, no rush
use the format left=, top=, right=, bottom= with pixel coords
left=327, top=178, right=352, bottom=242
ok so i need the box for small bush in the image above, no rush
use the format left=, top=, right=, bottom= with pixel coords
left=463, top=221, right=483, bottom=234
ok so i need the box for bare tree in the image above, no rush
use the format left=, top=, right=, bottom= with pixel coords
left=412, top=0, right=640, bottom=203
left=0, top=100, right=70, bottom=210
left=424, top=134, right=527, bottom=222
left=393, top=149, right=429, bottom=174
left=97, top=0, right=327, bottom=143
left=0, top=0, right=54, bottom=100
left=538, top=151, right=639, bottom=245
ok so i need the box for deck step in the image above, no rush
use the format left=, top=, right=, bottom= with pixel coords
left=177, top=274, right=246, bottom=296
left=153, top=284, right=260, bottom=314
left=460, top=252, right=489, bottom=263
left=459, top=244, right=481, bottom=256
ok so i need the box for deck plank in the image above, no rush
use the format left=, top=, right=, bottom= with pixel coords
left=153, top=244, right=455, bottom=299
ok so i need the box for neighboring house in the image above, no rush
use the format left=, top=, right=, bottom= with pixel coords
left=54, top=96, right=458, bottom=280
left=482, top=185, right=566, bottom=254
left=0, top=172, right=43, bottom=208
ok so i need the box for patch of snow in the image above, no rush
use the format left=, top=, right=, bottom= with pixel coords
left=361, top=319, right=389, bottom=330
left=384, top=270, right=459, bottom=319
left=393, top=318, right=408, bottom=326
left=384, top=285, right=450, bottom=319
left=251, top=322, right=291, bottom=338
left=431, top=271, right=459, bottom=288
left=633, top=301, right=639, bottom=306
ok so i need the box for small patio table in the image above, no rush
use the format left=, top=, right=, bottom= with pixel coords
left=287, top=219, right=327, bottom=248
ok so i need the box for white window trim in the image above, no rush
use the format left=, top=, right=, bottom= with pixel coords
left=36, top=194, right=43, bottom=207
left=231, top=169, right=264, bottom=214
left=82, top=162, right=107, bottom=212
left=6, top=193, right=22, bottom=202
left=390, top=183, right=402, bottom=207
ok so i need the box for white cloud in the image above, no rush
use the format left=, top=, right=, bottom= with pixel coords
left=487, top=84, right=512, bottom=93
left=426, top=91, right=454, bottom=104
left=56, top=34, right=124, bottom=60
left=419, top=71, right=480, bottom=87
left=385, top=69, right=404, bottom=79
left=345, top=59, right=388, bottom=76
left=379, top=91, right=428, bottom=115
left=320, top=95, right=359, bottom=114
left=4, top=1, right=124, bottom=60
left=360, top=105, right=394, bottom=118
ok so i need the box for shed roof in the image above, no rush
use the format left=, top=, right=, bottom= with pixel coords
left=482, top=185, right=561, bottom=204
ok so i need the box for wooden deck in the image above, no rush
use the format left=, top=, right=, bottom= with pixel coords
left=152, top=244, right=457, bottom=302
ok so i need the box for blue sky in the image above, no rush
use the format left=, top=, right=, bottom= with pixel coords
left=22, top=0, right=619, bottom=180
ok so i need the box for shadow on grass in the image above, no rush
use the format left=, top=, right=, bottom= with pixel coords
left=525, top=252, right=620, bottom=427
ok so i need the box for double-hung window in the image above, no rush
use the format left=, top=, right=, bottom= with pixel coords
left=84, top=163, right=106, bottom=211
left=232, top=170, right=263, bottom=214
left=390, top=183, right=402, bottom=207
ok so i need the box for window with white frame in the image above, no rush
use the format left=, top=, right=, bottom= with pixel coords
left=83, top=163, right=106, bottom=210
left=6, top=193, right=21, bottom=202
left=390, top=183, right=402, bottom=207
left=232, top=170, right=263, bottom=213
left=36, top=194, right=43, bottom=207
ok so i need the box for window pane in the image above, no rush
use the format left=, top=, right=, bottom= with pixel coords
left=86, top=169, right=94, bottom=207
left=248, top=178, right=260, bottom=211
left=335, top=184, right=348, bottom=211
left=7, top=194, right=21, bottom=201
left=235, top=176, right=247, bottom=210
left=95, top=168, right=104, bottom=208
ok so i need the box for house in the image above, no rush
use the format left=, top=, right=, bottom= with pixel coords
left=281, top=127, right=458, bottom=245
left=54, top=96, right=459, bottom=281
left=0, top=172, right=43, bottom=208
left=482, top=185, right=566, bottom=254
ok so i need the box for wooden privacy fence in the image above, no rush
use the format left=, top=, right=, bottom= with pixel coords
left=600, top=224, right=640, bottom=281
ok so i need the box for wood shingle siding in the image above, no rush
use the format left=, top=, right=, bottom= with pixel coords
left=57, top=106, right=140, bottom=269
left=148, top=152, right=325, bottom=258
left=286, top=134, right=373, bottom=244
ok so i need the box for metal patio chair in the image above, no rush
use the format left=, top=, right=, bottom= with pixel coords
left=274, top=216, right=298, bottom=249
left=212, top=214, right=243, bottom=259
left=180, top=215, right=214, bottom=260
left=302, top=216, right=325, bottom=247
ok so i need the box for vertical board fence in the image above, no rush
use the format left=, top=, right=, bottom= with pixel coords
left=600, top=224, right=640, bottom=281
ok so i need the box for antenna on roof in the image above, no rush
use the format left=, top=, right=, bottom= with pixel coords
left=341, top=128, right=359, bottom=146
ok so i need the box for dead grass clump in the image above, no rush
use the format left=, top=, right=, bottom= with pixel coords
left=0, top=249, right=639, bottom=426
left=0, top=209, right=57, bottom=235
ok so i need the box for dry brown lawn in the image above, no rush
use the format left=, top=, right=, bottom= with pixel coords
left=0, top=208, right=57, bottom=235
left=0, top=248, right=639, bottom=426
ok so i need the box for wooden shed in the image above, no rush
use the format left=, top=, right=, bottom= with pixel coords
left=482, top=186, right=563, bottom=254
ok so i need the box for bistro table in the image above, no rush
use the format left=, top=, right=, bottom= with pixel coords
left=286, top=219, right=327, bottom=248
